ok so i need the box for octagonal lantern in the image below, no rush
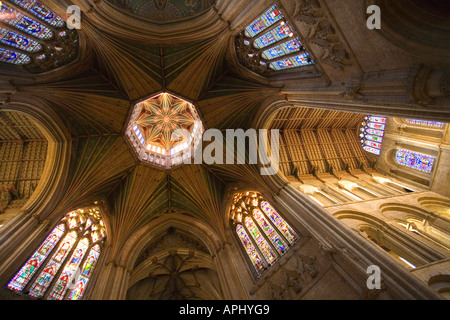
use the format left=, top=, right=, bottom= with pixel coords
left=125, top=92, right=204, bottom=169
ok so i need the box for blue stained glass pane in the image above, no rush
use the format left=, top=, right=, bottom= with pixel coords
left=0, top=47, right=30, bottom=65
left=0, top=27, right=42, bottom=52
left=395, top=149, right=435, bottom=173
left=405, top=119, right=445, bottom=128
left=10, top=0, right=65, bottom=27
left=0, top=3, right=53, bottom=39
left=360, top=115, right=386, bottom=155
left=269, top=53, right=313, bottom=70
left=262, top=38, right=302, bottom=60
left=244, top=5, right=283, bottom=38
left=253, top=24, right=293, bottom=49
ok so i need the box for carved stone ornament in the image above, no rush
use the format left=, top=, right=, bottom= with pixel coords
left=292, top=0, right=351, bottom=70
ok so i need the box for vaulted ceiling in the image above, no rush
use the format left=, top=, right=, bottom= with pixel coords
left=0, top=1, right=370, bottom=256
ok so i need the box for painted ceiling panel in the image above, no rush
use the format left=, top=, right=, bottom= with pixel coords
left=106, top=0, right=216, bottom=21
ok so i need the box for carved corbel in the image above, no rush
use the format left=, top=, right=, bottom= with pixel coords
left=292, top=0, right=351, bottom=70
left=409, top=66, right=450, bottom=106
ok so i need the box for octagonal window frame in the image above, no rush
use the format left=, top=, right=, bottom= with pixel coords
left=125, top=91, right=204, bottom=170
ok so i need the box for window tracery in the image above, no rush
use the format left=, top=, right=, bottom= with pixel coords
left=7, top=207, right=105, bottom=300
left=395, top=149, right=435, bottom=174
left=404, top=119, right=445, bottom=128
left=0, top=0, right=79, bottom=72
left=235, top=4, right=313, bottom=75
left=230, top=192, right=298, bottom=276
left=360, top=115, right=386, bottom=156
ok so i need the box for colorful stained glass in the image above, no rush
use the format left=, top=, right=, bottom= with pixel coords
left=253, top=23, right=293, bottom=49
left=7, top=208, right=105, bottom=300
left=0, top=3, right=53, bottom=39
left=364, top=140, right=382, bottom=149
left=7, top=224, right=65, bottom=292
left=253, top=209, right=287, bottom=254
left=67, top=244, right=101, bottom=300
left=260, top=201, right=298, bottom=244
left=269, top=53, right=313, bottom=70
left=369, top=116, right=387, bottom=124
left=365, top=128, right=385, bottom=137
left=244, top=5, right=283, bottom=38
left=10, top=0, right=65, bottom=27
left=363, top=146, right=381, bottom=155
left=47, top=238, right=89, bottom=300
left=28, top=231, right=78, bottom=298
left=236, top=224, right=265, bottom=273
left=405, top=119, right=445, bottom=128
left=365, top=135, right=383, bottom=143
left=231, top=193, right=299, bottom=275
left=361, top=115, right=386, bottom=155
left=244, top=217, right=277, bottom=264
left=0, top=47, right=30, bottom=64
left=262, top=38, right=302, bottom=60
left=0, top=27, right=41, bottom=52
left=367, top=122, right=385, bottom=130
left=395, top=149, right=435, bottom=173
left=68, top=275, right=88, bottom=301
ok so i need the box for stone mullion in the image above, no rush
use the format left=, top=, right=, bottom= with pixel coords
left=213, top=241, right=251, bottom=299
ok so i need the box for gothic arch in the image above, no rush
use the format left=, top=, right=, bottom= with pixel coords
left=126, top=224, right=224, bottom=300
left=1, top=205, right=109, bottom=300
left=0, top=99, right=72, bottom=227
left=332, top=209, right=445, bottom=268
left=418, top=196, right=450, bottom=219
left=428, top=274, right=450, bottom=300
left=88, top=213, right=244, bottom=299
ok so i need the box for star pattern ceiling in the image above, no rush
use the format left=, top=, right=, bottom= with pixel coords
left=0, top=0, right=369, bottom=257
left=126, top=92, right=204, bottom=169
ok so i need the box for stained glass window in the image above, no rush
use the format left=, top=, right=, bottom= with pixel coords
left=0, top=27, right=42, bottom=52
left=260, top=201, right=298, bottom=244
left=269, top=53, right=313, bottom=71
left=244, top=5, right=282, bottom=38
left=0, top=1, right=79, bottom=72
left=231, top=192, right=298, bottom=276
left=7, top=207, right=105, bottom=300
left=244, top=217, right=278, bottom=265
left=405, top=119, right=445, bottom=128
left=395, top=149, right=435, bottom=174
left=0, top=3, right=53, bottom=39
left=360, top=115, right=387, bottom=156
left=9, top=0, right=65, bottom=28
left=253, top=23, right=293, bottom=49
left=7, top=224, right=65, bottom=292
left=236, top=224, right=265, bottom=273
left=237, top=4, right=313, bottom=74
left=0, top=47, right=31, bottom=65
left=68, top=244, right=101, bottom=300
left=262, top=38, right=302, bottom=60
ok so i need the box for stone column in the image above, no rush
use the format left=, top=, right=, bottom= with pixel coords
left=213, top=241, right=251, bottom=300
left=264, top=173, right=443, bottom=299
left=89, top=259, right=131, bottom=300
